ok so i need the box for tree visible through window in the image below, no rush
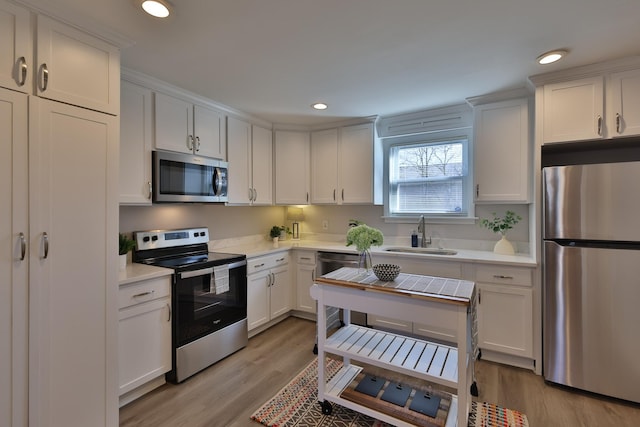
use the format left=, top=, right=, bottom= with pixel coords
left=389, top=138, right=469, bottom=216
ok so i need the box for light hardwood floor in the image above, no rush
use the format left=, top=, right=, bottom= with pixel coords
left=119, top=317, right=640, bottom=427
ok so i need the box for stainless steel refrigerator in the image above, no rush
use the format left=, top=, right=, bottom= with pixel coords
left=543, top=161, right=640, bottom=404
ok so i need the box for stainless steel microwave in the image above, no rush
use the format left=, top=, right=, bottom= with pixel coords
left=152, top=151, right=228, bottom=203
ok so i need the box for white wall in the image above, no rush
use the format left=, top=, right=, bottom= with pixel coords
left=119, top=205, right=286, bottom=240
left=120, top=203, right=529, bottom=248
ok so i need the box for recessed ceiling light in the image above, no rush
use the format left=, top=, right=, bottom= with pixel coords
left=312, top=102, right=328, bottom=110
left=138, top=0, right=172, bottom=18
left=537, top=49, right=568, bottom=65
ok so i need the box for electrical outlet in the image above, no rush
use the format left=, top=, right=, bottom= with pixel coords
left=322, top=220, right=329, bottom=230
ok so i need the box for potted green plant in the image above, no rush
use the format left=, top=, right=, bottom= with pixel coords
left=479, top=211, right=522, bottom=255
left=119, top=233, right=136, bottom=269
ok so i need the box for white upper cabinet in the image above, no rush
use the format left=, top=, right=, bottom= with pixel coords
left=340, top=123, right=374, bottom=204
left=473, top=97, right=530, bottom=203
left=274, top=130, right=310, bottom=205
left=608, top=68, right=640, bottom=137
left=0, top=3, right=119, bottom=114
left=120, top=80, right=153, bottom=205
left=227, top=116, right=273, bottom=205
left=194, top=103, right=226, bottom=159
left=311, top=128, right=339, bottom=204
left=36, top=15, right=120, bottom=115
left=542, top=76, right=604, bottom=143
left=251, top=124, right=273, bottom=205
left=0, top=0, right=31, bottom=93
left=533, top=58, right=640, bottom=144
left=311, top=123, right=374, bottom=205
left=154, top=91, right=226, bottom=159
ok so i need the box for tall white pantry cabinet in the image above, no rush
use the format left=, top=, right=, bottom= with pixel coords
left=0, top=1, right=120, bottom=426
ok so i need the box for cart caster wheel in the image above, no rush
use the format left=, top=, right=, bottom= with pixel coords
left=312, top=344, right=318, bottom=355
left=470, top=381, right=479, bottom=397
left=319, top=400, right=333, bottom=415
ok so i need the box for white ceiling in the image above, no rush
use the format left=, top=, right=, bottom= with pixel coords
left=23, top=0, right=640, bottom=125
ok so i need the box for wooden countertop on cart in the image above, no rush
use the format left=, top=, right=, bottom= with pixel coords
left=314, top=267, right=475, bottom=307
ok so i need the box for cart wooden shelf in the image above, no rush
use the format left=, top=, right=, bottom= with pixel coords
left=311, top=267, right=477, bottom=427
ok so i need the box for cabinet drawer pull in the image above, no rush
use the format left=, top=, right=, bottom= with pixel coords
left=167, top=303, right=171, bottom=322
left=132, top=290, right=155, bottom=298
left=300, top=257, right=311, bottom=261
left=17, top=56, right=27, bottom=86
left=148, top=181, right=152, bottom=199
left=616, top=113, right=622, bottom=134
left=195, top=136, right=201, bottom=152
left=596, top=115, right=603, bottom=136
left=341, top=189, right=344, bottom=201
left=333, top=189, right=336, bottom=201
left=276, top=257, right=285, bottom=262
left=19, top=232, right=26, bottom=261
left=493, top=275, right=514, bottom=280
left=187, top=135, right=194, bottom=150
left=254, top=263, right=265, bottom=269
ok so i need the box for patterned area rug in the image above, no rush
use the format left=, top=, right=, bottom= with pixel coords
left=250, top=358, right=529, bottom=427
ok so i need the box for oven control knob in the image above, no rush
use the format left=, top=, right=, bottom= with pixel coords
left=151, top=236, right=158, bottom=241
left=200, top=232, right=206, bottom=237
left=143, top=236, right=150, bottom=242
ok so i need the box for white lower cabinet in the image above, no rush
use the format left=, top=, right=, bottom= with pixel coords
left=294, top=250, right=316, bottom=313
left=475, top=263, right=534, bottom=360
left=477, top=283, right=533, bottom=358
left=247, top=253, right=290, bottom=331
left=118, top=276, right=172, bottom=407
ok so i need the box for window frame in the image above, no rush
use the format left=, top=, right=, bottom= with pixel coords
left=382, top=128, right=475, bottom=223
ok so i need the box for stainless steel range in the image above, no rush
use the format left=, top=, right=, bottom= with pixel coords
left=133, top=227, right=247, bottom=383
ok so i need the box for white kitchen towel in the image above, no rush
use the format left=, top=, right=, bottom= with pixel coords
left=213, top=264, right=230, bottom=294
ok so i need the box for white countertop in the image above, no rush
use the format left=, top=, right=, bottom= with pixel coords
left=216, top=239, right=537, bottom=267
left=118, top=238, right=537, bottom=286
left=118, top=262, right=173, bottom=286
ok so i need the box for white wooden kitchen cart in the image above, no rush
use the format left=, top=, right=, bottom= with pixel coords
left=311, top=267, right=477, bottom=427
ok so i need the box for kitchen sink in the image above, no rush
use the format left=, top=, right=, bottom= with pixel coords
left=384, top=247, right=458, bottom=256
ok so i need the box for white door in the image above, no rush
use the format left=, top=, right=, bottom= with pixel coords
left=274, top=130, right=310, bottom=205
left=296, top=263, right=316, bottom=313
left=339, top=123, right=373, bottom=204
left=120, top=80, right=153, bottom=205
left=29, top=98, right=118, bottom=427
left=194, top=104, right=226, bottom=159
left=477, top=284, right=533, bottom=357
left=0, top=0, right=31, bottom=92
left=247, top=270, right=270, bottom=330
left=609, top=69, right=640, bottom=137
left=226, top=116, right=252, bottom=204
left=36, top=15, right=119, bottom=115
left=269, top=265, right=291, bottom=318
left=0, top=88, right=28, bottom=427
left=154, top=92, right=193, bottom=154
left=311, top=128, right=338, bottom=204
left=542, top=76, right=604, bottom=143
left=251, top=125, right=273, bottom=205
left=474, top=98, right=530, bottom=203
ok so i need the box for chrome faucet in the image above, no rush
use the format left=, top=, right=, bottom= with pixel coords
left=417, top=215, right=432, bottom=247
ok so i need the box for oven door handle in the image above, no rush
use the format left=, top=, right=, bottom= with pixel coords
left=179, top=267, right=214, bottom=279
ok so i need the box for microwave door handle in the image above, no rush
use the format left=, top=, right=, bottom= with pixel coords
left=179, top=267, right=214, bottom=279
left=213, top=167, right=223, bottom=196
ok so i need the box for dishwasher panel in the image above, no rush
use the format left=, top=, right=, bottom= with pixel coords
left=316, top=251, right=367, bottom=326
